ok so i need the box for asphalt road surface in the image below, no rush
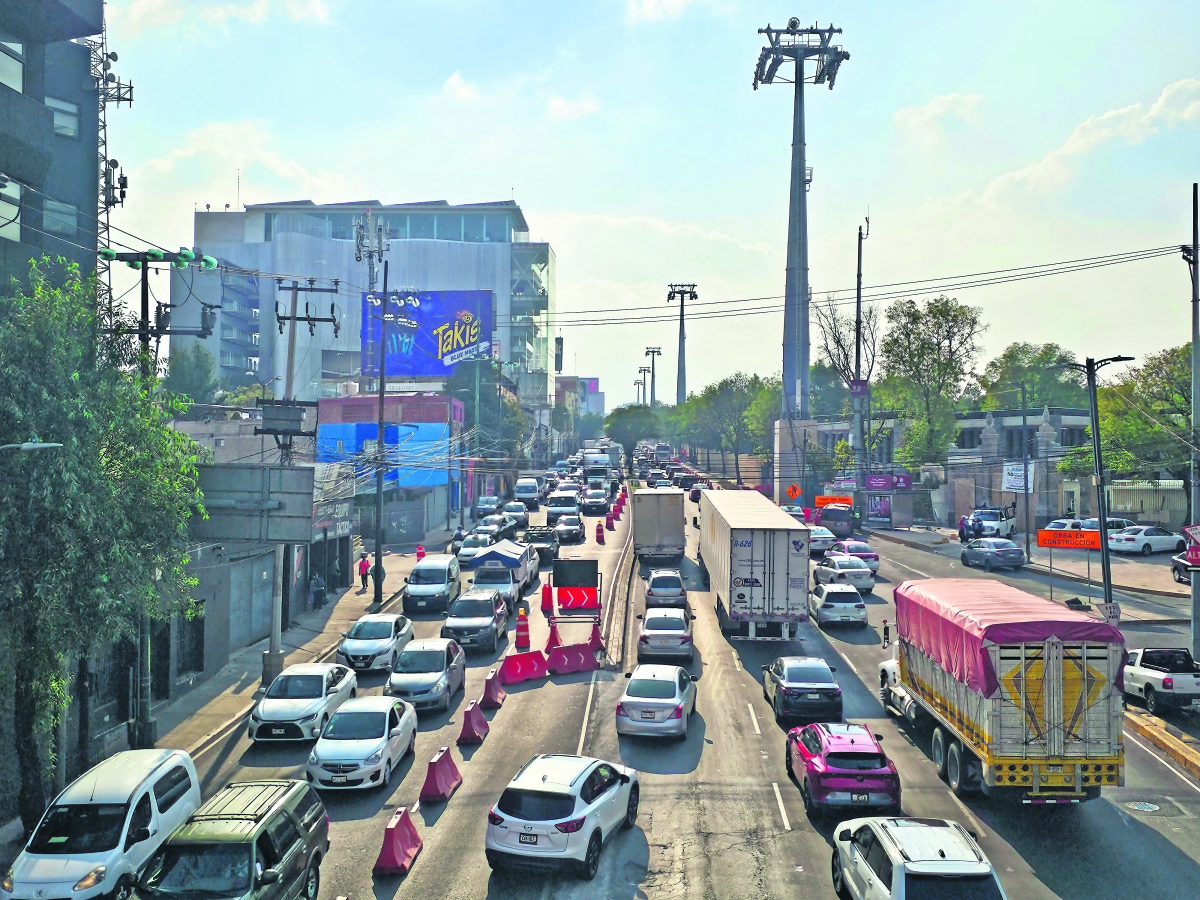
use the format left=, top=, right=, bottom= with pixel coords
left=187, top=497, right=1200, bottom=899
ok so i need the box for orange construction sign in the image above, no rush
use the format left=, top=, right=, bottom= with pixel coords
left=785, top=483, right=801, bottom=500
left=1037, top=529, right=1101, bottom=550
left=815, top=495, right=854, bottom=508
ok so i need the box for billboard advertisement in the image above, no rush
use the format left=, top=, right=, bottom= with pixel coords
left=360, top=290, right=493, bottom=378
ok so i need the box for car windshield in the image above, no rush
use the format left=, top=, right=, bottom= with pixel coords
left=974, top=511, right=1000, bottom=520
left=559, top=516, right=581, bottom=527
left=836, top=557, right=870, bottom=570
left=902, top=873, right=1004, bottom=900
left=826, top=751, right=888, bottom=771
left=497, top=789, right=576, bottom=821
left=408, top=567, right=447, bottom=585
left=626, top=678, right=678, bottom=699
left=505, top=504, right=526, bottom=513
left=1119, top=527, right=1143, bottom=535
left=785, top=664, right=832, bottom=683
left=845, top=543, right=872, bottom=553
left=394, top=650, right=445, bottom=674
left=474, top=526, right=498, bottom=535
left=323, top=711, right=386, bottom=741
left=450, top=597, right=498, bottom=616
left=986, top=540, right=1018, bottom=550
left=347, top=620, right=394, bottom=640
left=1047, top=520, right=1073, bottom=528
left=586, top=491, right=606, bottom=500
left=141, top=845, right=252, bottom=898
left=462, top=536, right=490, bottom=548
left=27, top=803, right=128, bottom=854
left=482, top=516, right=505, bottom=526
left=548, top=496, right=577, bottom=508
left=266, top=674, right=323, bottom=699
left=479, top=497, right=499, bottom=506
left=811, top=527, right=833, bottom=537
left=645, top=616, right=686, bottom=631
left=650, top=575, right=683, bottom=591
left=473, top=569, right=511, bottom=584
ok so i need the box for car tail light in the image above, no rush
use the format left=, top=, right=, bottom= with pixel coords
left=831, top=687, right=842, bottom=695
left=487, top=808, right=504, bottom=826
left=1163, top=677, right=1174, bottom=690
left=555, top=815, right=587, bottom=833
left=616, top=702, right=629, bottom=717
left=822, top=604, right=834, bottom=610
left=679, top=635, right=692, bottom=644
left=639, top=635, right=650, bottom=644
left=671, top=704, right=684, bottom=719
left=781, top=685, right=798, bottom=695
left=855, top=603, right=866, bottom=609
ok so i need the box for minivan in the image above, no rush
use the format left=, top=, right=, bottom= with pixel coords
left=513, top=478, right=541, bottom=510
left=403, top=553, right=461, bottom=613
left=3, top=750, right=201, bottom=900
left=545, top=489, right=582, bottom=525
left=136, top=780, right=328, bottom=900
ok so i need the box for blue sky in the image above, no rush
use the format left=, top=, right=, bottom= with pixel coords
left=107, top=0, right=1200, bottom=408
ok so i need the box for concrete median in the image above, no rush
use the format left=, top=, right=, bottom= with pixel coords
left=456, top=699, right=490, bottom=746
left=418, top=746, right=463, bottom=804
left=480, top=668, right=507, bottom=709
left=1124, top=708, right=1200, bottom=781
left=372, top=807, right=422, bottom=876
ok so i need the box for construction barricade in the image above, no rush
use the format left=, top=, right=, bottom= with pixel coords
left=498, top=649, right=549, bottom=685
left=587, top=616, right=605, bottom=652
left=419, top=746, right=463, bottom=804
left=480, top=668, right=507, bottom=709
left=457, top=699, right=490, bottom=746
left=372, top=807, right=423, bottom=876
left=547, top=644, right=600, bottom=676
left=546, top=616, right=563, bottom=651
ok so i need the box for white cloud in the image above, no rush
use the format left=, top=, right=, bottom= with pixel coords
left=893, top=93, right=985, bottom=148
left=984, top=77, right=1200, bottom=200
left=547, top=94, right=600, bottom=121
left=626, top=0, right=699, bottom=22
left=110, top=0, right=331, bottom=37
left=442, top=72, right=482, bottom=102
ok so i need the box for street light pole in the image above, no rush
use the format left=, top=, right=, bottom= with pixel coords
left=1001, top=382, right=1033, bottom=562
left=1188, top=182, right=1199, bottom=658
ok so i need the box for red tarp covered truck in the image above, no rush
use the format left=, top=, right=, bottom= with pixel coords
left=879, top=579, right=1126, bottom=804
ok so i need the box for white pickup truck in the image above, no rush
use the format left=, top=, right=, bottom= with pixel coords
left=1123, top=647, right=1200, bottom=715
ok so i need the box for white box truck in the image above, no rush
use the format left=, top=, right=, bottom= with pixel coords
left=698, top=490, right=810, bottom=640
left=632, top=487, right=687, bottom=562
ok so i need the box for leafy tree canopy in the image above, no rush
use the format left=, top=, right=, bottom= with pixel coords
left=605, top=405, right=660, bottom=467
left=976, top=342, right=1087, bottom=411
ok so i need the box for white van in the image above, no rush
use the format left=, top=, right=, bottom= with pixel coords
left=471, top=545, right=539, bottom=613
left=403, top=554, right=462, bottom=614
left=513, top=477, right=541, bottom=510
left=3, top=749, right=200, bottom=900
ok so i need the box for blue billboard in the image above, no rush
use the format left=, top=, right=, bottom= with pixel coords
left=360, top=289, right=493, bottom=378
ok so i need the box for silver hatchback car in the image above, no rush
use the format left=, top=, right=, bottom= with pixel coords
left=635, top=608, right=696, bottom=663
left=616, top=665, right=699, bottom=740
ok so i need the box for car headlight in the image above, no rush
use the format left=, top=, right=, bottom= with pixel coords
left=250, top=709, right=262, bottom=723
left=364, top=748, right=384, bottom=766
left=298, top=713, right=318, bottom=724
left=308, top=749, right=320, bottom=765
left=2, top=870, right=14, bottom=893
left=73, top=865, right=107, bottom=892
left=436, top=674, right=449, bottom=691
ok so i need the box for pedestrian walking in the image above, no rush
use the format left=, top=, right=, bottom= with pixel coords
left=958, top=515, right=968, bottom=543
left=310, top=572, right=327, bottom=610
left=971, top=516, right=983, bottom=539
left=330, top=556, right=341, bottom=588
left=357, top=554, right=370, bottom=592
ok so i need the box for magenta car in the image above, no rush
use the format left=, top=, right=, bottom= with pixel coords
left=786, top=722, right=901, bottom=817
left=828, top=540, right=880, bottom=573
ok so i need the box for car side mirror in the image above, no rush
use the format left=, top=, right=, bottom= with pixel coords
left=403, top=576, right=409, bottom=583
left=440, top=611, right=449, bottom=618
left=761, top=664, right=769, bottom=670
left=132, top=826, right=151, bottom=844
left=624, top=672, right=632, bottom=679
left=390, top=727, right=402, bottom=738
left=690, top=674, right=699, bottom=682
left=258, top=869, right=281, bottom=886
left=341, top=632, right=349, bottom=638
left=619, top=773, right=631, bottom=784
left=691, top=615, right=697, bottom=620
left=326, top=685, right=338, bottom=695
left=636, top=614, right=643, bottom=620
left=828, top=667, right=837, bottom=673
left=967, top=829, right=979, bottom=841
left=838, top=829, right=851, bottom=843
left=874, top=734, right=884, bottom=741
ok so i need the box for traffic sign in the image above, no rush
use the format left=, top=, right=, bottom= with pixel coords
left=1095, top=601, right=1121, bottom=626
left=785, top=483, right=801, bottom=500
left=1037, top=529, right=1101, bottom=550
left=815, top=495, right=854, bottom=508
left=1183, top=524, right=1200, bottom=545
left=1187, top=544, right=1200, bottom=567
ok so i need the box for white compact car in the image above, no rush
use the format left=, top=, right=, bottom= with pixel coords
left=1, top=750, right=200, bottom=900
left=384, top=638, right=467, bottom=711
left=615, top=664, right=699, bottom=739
left=485, top=754, right=640, bottom=880
left=249, top=663, right=357, bottom=741
left=336, top=613, right=414, bottom=672
left=1108, top=525, right=1186, bottom=556
left=306, top=696, right=418, bottom=791
left=831, top=816, right=1008, bottom=900
left=813, top=555, right=874, bottom=594
left=809, top=583, right=868, bottom=628
left=808, top=525, right=837, bottom=555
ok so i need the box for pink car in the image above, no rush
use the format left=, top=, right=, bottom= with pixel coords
left=786, top=722, right=901, bottom=817
left=828, top=540, right=880, bottom=573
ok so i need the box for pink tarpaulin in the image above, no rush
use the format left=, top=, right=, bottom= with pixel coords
left=893, top=579, right=1126, bottom=697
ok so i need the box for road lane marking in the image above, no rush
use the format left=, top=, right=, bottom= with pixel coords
left=843, top=656, right=859, bottom=675
left=1126, top=733, right=1200, bottom=796
left=748, top=703, right=761, bottom=735
left=577, top=668, right=599, bottom=756
left=732, top=651, right=742, bottom=672
left=890, top=559, right=932, bottom=578
left=948, top=792, right=986, bottom=838
left=772, top=783, right=792, bottom=831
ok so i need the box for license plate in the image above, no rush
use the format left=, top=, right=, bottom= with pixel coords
left=417, top=600, right=427, bottom=607
left=271, top=728, right=285, bottom=735
left=851, top=793, right=869, bottom=804
left=807, top=693, right=821, bottom=700
left=460, top=636, right=473, bottom=644
left=1047, top=765, right=1063, bottom=773
left=641, top=711, right=656, bottom=719
left=841, top=617, right=853, bottom=621
left=331, top=775, right=347, bottom=784
left=519, top=833, right=538, bottom=845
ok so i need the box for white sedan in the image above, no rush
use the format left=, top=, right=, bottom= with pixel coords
left=306, top=696, right=417, bottom=790
left=812, top=555, right=874, bottom=593
left=807, top=525, right=836, bottom=555
left=1108, top=525, right=1186, bottom=556
left=336, top=613, right=414, bottom=672
left=250, top=663, right=357, bottom=741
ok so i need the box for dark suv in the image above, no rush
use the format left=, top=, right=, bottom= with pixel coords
left=137, top=781, right=328, bottom=900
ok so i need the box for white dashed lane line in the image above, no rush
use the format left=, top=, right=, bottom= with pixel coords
left=772, top=782, right=792, bottom=831
left=732, top=651, right=742, bottom=672
left=748, top=703, right=761, bottom=735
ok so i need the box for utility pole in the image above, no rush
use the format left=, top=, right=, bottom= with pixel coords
left=1003, top=381, right=1033, bottom=563
left=754, top=18, right=850, bottom=420
left=645, top=348, right=662, bottom=407
left=634, top=379, right=644, bottom=405
left=1185, top=183, right=1200, bottom=658
left=356, top=207, right=386, bottom=293
left=667, top=284, right=696, bottom=406
left=852, top=217, right=869, bottom=482
left=638, top=367, right=651, bottom=406
left=376, top=261, right=389, bottom=608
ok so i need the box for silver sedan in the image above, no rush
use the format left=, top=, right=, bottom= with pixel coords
left=960, top=538, right=1026, bottom=571
left=616, top=665, right=699, bottom=740
left=635, top=608, right=696, bottom=663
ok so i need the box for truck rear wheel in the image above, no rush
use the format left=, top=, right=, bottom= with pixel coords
left=947, top=741, right=971, bottom=796
left=931, top=727, right=948, bottom=780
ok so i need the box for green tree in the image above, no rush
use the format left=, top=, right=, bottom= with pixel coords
left=576, top=412, right=605, bottom=442
left=881, top=296, right=986, bottom=464
left=706, top=373, right=762, bottom=485
left=161, top=342, right=219, bottom=414
left=832, top=438, right=854, bottom=473
left=0, top=260, right=201, bottom=836
left=809, top=361, right=850, bottom=418
left=744, top=376, right=782, bottom=470
left=977, top=342, right=1087, bottom=410
left=605, top=405, right=660, bottom=470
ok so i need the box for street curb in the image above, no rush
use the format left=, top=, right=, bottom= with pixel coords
left=184, top=586, right=405, bottom=761
left=1124, top=709, right=1200, bottom=782
left=870, top=530, right=1189, bottom=604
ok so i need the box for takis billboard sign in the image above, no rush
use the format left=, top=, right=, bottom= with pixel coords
left=360, top=289, right=493, bottom=378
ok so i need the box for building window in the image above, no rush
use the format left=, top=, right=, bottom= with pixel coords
left=43, top=199, right=78, bottom=236
left=409, top=214, right=434, bottom=239
left=484, top=214, right=509, bottom=242
left=463, top=215, right=485, bottom=242
left=0, top=181, right=20, bottom=242
left=45, top=97, right=79, bottom=137
left=0, top=40, right=22, bottom=93
left=435, top=214, right=462, bottom=240
left=215, top=438, right=226, bottom=447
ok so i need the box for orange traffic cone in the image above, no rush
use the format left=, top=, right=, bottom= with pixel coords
left=415, top=544, right=426, bottom=561
left=546, top=616, right=563, bottom=650
left=595, top=522, right=605, bottom=545
left=540, top=580, right=553, bottom=616
left=514, top=609, right=531, bottom=651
